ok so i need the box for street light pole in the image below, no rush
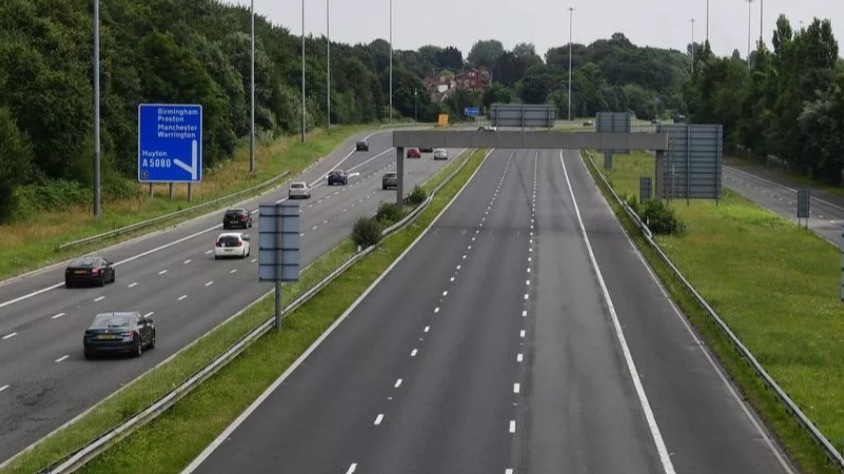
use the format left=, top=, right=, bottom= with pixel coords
left=414, top=89, right=418, bottom=122
left=746, top=0, right=754, bottom=70
left=250, top=0, right=255, bottom=173
left=326, top=0, right=331, bottom=130
left=93, top=0, right=101, bottom=217
left=759, top=0, right=763, bottom=48
left=389, top=0, right=393, bottom=124
left=301, top=0, right=306, bottom=142
left=690, top=18, right=696, bottom=74
left=567, top=6, right=573, bottom=122
left=706, top=0, right=710, bottom=43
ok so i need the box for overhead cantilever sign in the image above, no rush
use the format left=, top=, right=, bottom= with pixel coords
left=391, top=130, right=669, bottom=151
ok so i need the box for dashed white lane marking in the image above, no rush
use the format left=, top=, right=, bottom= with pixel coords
left=343, top=209, right=348, bottom=213
left=410, top=349, right=418, bottom=357
left=462, top=255, right=467, bottom=259
left=205, top=281, right=214, bottom=287
left=128, top=282, right=138, bottom=288
left=374, top=414, right=384, bottom=425
left=517, top=354, right=523, bottom=362
left=527, top=268, right=531, bottom=273
left=55, top=355, right=69, bottom=363
left=424, top=326, right=430, bottom=333
left=520, top=330, right=526, bottom=338
left=395, top=379, right=402, bottom=388
left=345, top=464, right=357, bottom=474
left=0, top=384, right=8, bottom=393
left=205, top=250, right=213, bottom=254
left=251, top=258, right=257, bottom=263
left=158, top=270, right=168, bottom=275
left=178, top=295, right=188, bottom=301
left=526, top=279, right=530, bottom=285
left=457, top=265, right=461, bottom=270
left=522, top=310, right=527, bottom=317
left=2, top=332, right=17, bottom=340
left=560, top=150, right=676, bottom=474
left=450, top=277, right=455, bottom=282
left=514, top=383, right=521, bottom=394
left=312, top=225, right=318, bottom=231
left=184, top=259, right=192, bottom=264
left=506, top=469, right=514, bottom=474
left=509, top=420, right=516, bottom=433
left=434, top=307, right=440, bottom=314
left=230, top=269, right=238, bottom=274
left=143, top=312, right=154, bottom=318
left=523, top=293, right=529, bottom=300
left=323, top=220, right=329, bottom=224
left=94, top=296, right=105, bottom=302
left=51, top=312, right=65, bottom=320
left=442, top=291, right=448, bottom=297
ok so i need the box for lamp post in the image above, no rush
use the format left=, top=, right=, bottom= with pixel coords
left=690, top=18, right=696, bottom=74
left=567, top=6, right=573, bottom=122
left=326, top=0, right=331, bottom=130
left=759, top=0, right=763, bottom=48
left=746, top=0, right=754, bottom=70
left=706, top=0, right=710, bottom=43
left=414, top=88, right=418, bottom=122
left=93, top=0, right=101, bottom=217
left=389, top=0, right=393, bottom=123
left=301, top=0, right=306, bottom=142
left=250, top=0, right=255, bottom=173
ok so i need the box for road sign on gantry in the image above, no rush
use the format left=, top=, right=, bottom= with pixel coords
left=138, top=104, right=203, bottom=183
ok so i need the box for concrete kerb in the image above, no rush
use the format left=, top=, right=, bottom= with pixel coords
left=13, top=147, right=486, bottom=474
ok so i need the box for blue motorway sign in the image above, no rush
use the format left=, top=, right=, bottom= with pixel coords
left=138, top=104, right=203, bottom=183
left=463, top=107, right=481, bottom=117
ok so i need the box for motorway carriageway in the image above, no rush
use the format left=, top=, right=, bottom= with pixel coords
left=183, top=149, right=795, bottom=474
left=0, top=128, right=462, bottom=463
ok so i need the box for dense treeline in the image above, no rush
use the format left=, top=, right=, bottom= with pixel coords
left=685, top=15, right=843, bottom=184
left=0, top=0, right=702, bottom=223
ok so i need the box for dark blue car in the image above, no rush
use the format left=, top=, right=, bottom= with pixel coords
left=83, top=312, right=155, bottom=359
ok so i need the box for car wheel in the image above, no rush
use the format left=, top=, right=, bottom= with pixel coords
left=214, top=255, right=220, bottom=260
left=111, top=271, right=116, bottom=283
left=134, top=340, right=143, bottom=358
left=99, top=274, right=106, bottom=287
left=65, top=280, right=72, bottom=289
left=148, top=331, right=156, bottom=350
left=84, top=349, right=94, bottom=360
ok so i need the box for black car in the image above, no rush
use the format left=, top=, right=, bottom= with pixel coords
left=83, top=312, right=155, bottom=359
left=382, top=172, right=398, bottom=190
left=327, top=170, right=348, bottom=186
left=223, top=208, right=252, bottom=229
left=419, top=146, right=434, bottom=153
left=65, top=256, right=115, bottom=288
left=356, top=140, right=369, bottom=151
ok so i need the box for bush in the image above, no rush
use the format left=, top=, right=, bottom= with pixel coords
left=640, top=199, right=685, bottom=235
left=623, top=193, right=640, bottom=214
left=352, top=216, right=383, bottom=248
left=375, top=201, right=404, bottom=224
left=404, top=185, right=427, bottom=206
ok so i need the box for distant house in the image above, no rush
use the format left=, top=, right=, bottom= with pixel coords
left=423, top=67, right=491, bottom=102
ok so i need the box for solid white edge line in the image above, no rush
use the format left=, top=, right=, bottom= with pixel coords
left=593, top=169, right=795, bottom=472
left=181, top=148, right=496, bottom=474
left=560, top=150, right=676, bottom=474
left=2, top=332, right=17, bottom=340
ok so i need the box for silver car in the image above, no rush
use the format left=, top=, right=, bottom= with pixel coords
left=433, top=149, right=449, bottom=160
left=288, top=181, right=311, bottom=199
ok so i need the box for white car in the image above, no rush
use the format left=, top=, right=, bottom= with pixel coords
left=214, top=232, right=251, bottom=259
left=433, top=148, right=449, bottom=160
left=288, top=181, right=311, bottom=199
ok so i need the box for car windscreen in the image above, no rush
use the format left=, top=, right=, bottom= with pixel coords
left=70, top=257, right=98, bottom=268
left=225, top=210, right=243, bottom=217
left=90, top=314, right=133, bottom=329
left=217, top=236, right=240, bottom=247
left=291, top=183, right=305, bottom=189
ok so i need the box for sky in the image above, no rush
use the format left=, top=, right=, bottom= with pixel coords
left=223, top=0, right=844, bottom=60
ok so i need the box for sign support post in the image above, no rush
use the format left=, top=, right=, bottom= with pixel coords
left=259, top=203, right=300, bottom=331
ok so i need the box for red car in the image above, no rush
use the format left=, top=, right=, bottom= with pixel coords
left=406, top=147, right=421, bottom=158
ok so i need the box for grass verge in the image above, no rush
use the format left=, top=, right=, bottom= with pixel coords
left=584, top=150, right=842, bottom=474
left=0, top=124, right=378, bottom=281
left=73, top=149, right=488, bottom=473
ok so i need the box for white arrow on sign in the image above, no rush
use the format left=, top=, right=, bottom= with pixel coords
left=173, top=140, right=199, bottom=181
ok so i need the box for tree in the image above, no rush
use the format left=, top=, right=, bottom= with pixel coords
left=0, top=107, right=34, bottom=222
left=482, top=84, right=514, bottom=109
left=436, top=46, right=463, bottom=71
left=467, top=40, right=505, bottom=69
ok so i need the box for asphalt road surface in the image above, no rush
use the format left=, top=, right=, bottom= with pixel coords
left=185, top=149, right=794, bottom=474
left=0, top=129, right=463, bottom=463
left=724, top=165, right=844, bottom=244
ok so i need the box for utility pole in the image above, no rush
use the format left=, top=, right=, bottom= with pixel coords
left=326, top=0, right=331, bottom=130
left=746, top=0, right=754, bottom=70
left=93, top=0, right=101, bottom=217
left=567, top=6, right=574, bottom=122
left=389, top=0, right=393, bottom=123
left=690, top=18, right=696, bottom=74
left=301, top=0, right=306, bottom=142
left=250, top=0, right=255, bottom=173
